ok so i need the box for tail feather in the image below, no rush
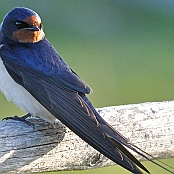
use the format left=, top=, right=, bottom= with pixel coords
left=82, top=94, right=174, bottom=174
left=106, top=133, right=150, bottom=173
left=98, top=113, right=174, bottom=174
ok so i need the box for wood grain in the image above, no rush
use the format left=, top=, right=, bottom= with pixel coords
left=0, top=101, right=174, bottom=173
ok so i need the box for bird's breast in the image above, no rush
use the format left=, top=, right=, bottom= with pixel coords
left=0, top=57, right=57, bottom=124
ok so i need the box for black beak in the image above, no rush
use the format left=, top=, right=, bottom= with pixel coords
left=24, top=26, right=40, bottom=31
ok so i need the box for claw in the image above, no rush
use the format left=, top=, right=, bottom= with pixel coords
left=2, top=113, right=34, bottom=127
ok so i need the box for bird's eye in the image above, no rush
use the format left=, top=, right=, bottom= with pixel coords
left=15, top=21, right=30, bottom=29
left=15, top=21, right=22, bottom=27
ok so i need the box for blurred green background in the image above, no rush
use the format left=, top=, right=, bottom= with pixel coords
left=0, top=0, right=174, bottom=174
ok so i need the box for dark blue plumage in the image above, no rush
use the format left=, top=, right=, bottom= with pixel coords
left=0, top=7, right=160, bottom=174
left=1, top=38, right=91, bottom=94
left=1, top=37, right=147, bottom=174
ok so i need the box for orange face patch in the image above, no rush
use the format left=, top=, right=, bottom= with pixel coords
left=23, top=15, right=41, bottom=28
left=13, top=29, right=44, bottom=43
left=12, top=15, right=45, bottom=43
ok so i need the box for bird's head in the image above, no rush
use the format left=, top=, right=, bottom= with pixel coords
left=1, top=7, right=45, bottom=43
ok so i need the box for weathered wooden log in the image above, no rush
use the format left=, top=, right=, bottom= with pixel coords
left=0, top=101, right=174, bottom=173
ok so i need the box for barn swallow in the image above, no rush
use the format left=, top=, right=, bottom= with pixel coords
left=0, top=7, right=168, bottom=174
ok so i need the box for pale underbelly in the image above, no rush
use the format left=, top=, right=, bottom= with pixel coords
left=0, top=58, right=58, bottom=124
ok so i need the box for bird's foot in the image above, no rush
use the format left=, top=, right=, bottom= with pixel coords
left=2, top=113, right=34, bottom=127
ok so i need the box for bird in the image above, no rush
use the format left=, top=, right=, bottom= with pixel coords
left=0, top=7, right=170, bottom=174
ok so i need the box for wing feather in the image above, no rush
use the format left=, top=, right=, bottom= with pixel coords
left=2, top=62, right=147, bottom=174
left=0, top=38, right=149, bottom=173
